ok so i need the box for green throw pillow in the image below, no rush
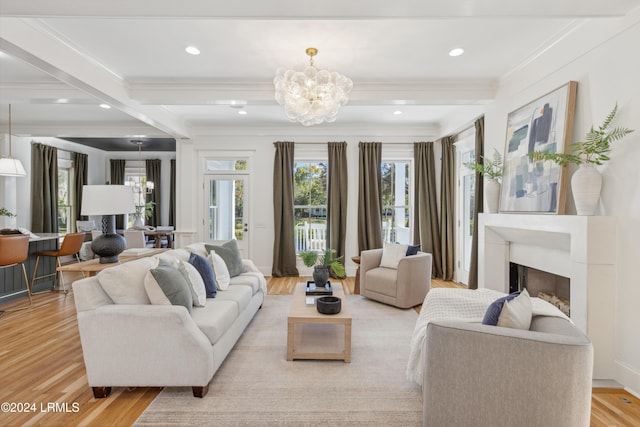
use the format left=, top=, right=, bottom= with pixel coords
left=149, top=260, right=193, bottom=313
left=205, top=240, right=246, bottom=278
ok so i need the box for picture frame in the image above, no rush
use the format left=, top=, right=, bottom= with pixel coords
left=499, top=81, right=578, bottom=214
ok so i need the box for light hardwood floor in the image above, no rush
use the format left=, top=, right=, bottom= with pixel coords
left=0, top=275, right=637, bottom=426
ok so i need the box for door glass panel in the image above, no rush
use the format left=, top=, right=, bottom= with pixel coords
left=463, top=173, right=475, bottom=272
left=207, top=178, right=245, bottom=241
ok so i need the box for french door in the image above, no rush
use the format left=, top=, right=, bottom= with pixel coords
left=203, top=174, right=249, bottom=257
left=455, top=136, right=476, bottom=285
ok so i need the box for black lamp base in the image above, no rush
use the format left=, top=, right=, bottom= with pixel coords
left=91, top=215, right=126, bottom=263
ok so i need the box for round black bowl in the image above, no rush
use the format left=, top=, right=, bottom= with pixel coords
left=317, top=296, right=341, bottom=315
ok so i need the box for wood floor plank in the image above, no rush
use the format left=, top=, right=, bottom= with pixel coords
left=0, top=275, right=637, bottom=426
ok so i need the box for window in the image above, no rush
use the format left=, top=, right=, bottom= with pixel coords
left=57, top=155, right=74, bottom=234
left=293, top=160, right=327, bottom=253
left=381, top=160, right=411, bottom=244
left=455, top=131, right=476, bottom=285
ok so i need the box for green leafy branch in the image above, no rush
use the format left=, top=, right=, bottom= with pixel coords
left=530, top=104, right=634, bottom=166
left=0, top=208, right=16, bottom=218
left=463, top=148, right=503, bottom=181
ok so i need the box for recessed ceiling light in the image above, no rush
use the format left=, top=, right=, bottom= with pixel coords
left=393, top=110, right=403, bottom=115
left=449, top=48, right=464, bottom=57
left=99, top=103, right=111, bottom=109
left=185, top=46, right=200, bottom=55
left=238, top=110, right=247, bottom=115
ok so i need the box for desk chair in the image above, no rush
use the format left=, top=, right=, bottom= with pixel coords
left=31, top=232, right=85, bottom=294
left=0, top=235, right=32, bottom=311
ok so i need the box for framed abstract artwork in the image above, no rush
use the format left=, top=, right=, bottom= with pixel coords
left=499, top=81, right=578, bottom=214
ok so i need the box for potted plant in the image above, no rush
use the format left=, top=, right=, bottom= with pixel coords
left=298, top=248, right=346, bottom=287
left=531, top=104, right=634, bottom=215
left=132, top=201, right=155, bottom=228
left=464, top=148, right=503, bottom=213
left=0, top=207, right=20, bottom=234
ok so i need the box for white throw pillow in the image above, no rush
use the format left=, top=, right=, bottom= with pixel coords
left=184, top=243, right=208, bottom=259
left=208, top=250, right=231, bottom=290
left=98, top=257, right=159, bottom=304
left=498, top=288, right=532, bottom=330
left=379, top=243, right=409, bottom=269
left=143, top=271, right=171, bottom=305
left=178, top=260, right=207, bottom=306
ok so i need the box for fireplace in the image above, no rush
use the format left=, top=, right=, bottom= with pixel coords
left=478, top=213, right=616, bottom=379
left=510, top=263, right=570, bottom=316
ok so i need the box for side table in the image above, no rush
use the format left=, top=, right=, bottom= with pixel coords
left=351, top=255, right=361, bottom=294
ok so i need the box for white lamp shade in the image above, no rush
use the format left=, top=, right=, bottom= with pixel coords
left=81, top=185, right=136, bottom=215
left=0, top=157, right=27, bottom=177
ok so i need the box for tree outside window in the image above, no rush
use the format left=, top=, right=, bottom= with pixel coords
left=293, top=161, right=327, bottom=252
left=381, top=161, right=411, bottom=244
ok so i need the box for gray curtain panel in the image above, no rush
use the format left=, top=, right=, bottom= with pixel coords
left=30, top=143, right=58, bottom=234
left=110, top=159, right=126, bottom=230
left=440, top=136, right=456, bottom=281
left=72, top=152, right=89, bottom=229
left=357, top=142, right=383, bottom=252
left=468, top=117, right=485, bottom=289
left=413, top=142, right=443, bottom=278
left=327, top=141, right=348, bottom=266
left=272, top=141, right=299, bottom=277
left=146, top=159, right=162, bottom=227
left=169, top=158, right=176, bottom=227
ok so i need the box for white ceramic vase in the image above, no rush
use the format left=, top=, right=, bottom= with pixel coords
left=571, top=164, right=602, bottom=215
left=484, top=179, right=501, bottom=213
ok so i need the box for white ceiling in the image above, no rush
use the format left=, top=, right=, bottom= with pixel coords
left=1, top=0, right=639, bottom=145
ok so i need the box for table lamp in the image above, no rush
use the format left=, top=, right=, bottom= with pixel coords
left=81, top=185, right=135, bottom=263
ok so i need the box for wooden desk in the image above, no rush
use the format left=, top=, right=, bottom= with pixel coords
left=144, top=230, right=175, bottom=248
left=58, top=248, right=167, bottom=277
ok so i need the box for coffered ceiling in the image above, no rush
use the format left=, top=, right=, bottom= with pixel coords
left=1, top=0, right=639, bottom=149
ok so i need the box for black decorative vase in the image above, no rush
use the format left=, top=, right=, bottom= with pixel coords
left=91, top=214, right=126, bottom=263
left=312, top=265, right=330, bottom=288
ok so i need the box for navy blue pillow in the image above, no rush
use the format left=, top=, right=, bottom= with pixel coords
left=406, top=244, right=421, bottom=256
left=482, top=291, right=521, bottom=325
left=188, top=253, right=217, bottom=298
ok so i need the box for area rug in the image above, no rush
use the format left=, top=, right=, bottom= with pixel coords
left=134, top=295, right=422, bottom=426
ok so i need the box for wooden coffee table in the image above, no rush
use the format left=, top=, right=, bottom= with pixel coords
left=287, top=282, right=352, bottom=362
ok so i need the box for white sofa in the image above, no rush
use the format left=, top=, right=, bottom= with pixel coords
left=72, top=244, right=266, bottom=398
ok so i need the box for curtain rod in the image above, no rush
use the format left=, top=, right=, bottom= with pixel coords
left=447, top=114, right=484, bottom=138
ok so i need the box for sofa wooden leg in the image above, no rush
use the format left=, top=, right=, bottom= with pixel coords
left=92, top=386, right=112, bottom=398
left=192, top=385, right=209, bottom=398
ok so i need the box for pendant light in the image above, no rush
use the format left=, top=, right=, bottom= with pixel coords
left=0, top=105, right=27, bottom=177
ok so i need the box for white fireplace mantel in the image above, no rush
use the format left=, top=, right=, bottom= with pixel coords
left=478, top=213, right=616, bottom=379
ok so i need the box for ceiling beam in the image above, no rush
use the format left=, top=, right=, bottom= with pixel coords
left=0, top=17, right=191, bottom=139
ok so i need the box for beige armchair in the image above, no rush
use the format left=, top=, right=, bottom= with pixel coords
left=360, top=248, right=431, bottom=308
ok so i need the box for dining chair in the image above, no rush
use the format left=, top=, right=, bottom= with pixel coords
left=31, top=232, right=86, bottom=294
left=0, top=235, right=32, bottom=311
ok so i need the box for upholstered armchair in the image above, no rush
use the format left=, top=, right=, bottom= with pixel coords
left=360, top=248, right=432, bottom=308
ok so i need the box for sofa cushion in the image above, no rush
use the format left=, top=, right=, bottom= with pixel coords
left=380, top=243, right=409, bottom=269
left=98, top=257, right=159, bottom=304
left=229, top=272, right=263, bottom=295
left=364, top=267, right=398, bottom=297
left=214, top=284, right=253, bottom=313
left=205, top=240, right=246, bottom=277
left=482, top=291, right=521, bottom=326
left=209, top=251, right=231, bottom=290
left=191, top=300, right=239, bottom=345
left=155, top=248, right=191, bottom=266
left=189, top=253, right=217, bottom=298
left=498, top=289, right=532, bottom=330
left=178, top=260, right=207, bottom=306
left=145, top=260, right=193, bottom=313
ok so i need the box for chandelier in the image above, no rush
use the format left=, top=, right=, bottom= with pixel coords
left=126, top=140, right=154, bottom=196
left=274, top=47, right=353, bottom=126
left=0, top=105, right=27, bottom=177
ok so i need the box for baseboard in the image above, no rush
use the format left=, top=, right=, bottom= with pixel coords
left=615, top=359, right=640, bottom=397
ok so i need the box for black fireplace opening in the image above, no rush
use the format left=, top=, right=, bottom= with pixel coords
left=509, top=262, right=570, bottom=316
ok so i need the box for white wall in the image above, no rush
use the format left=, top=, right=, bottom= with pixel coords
left=0, top=136, right=106, bottom=230
left=451, top=13, right=640, bottom=393
left=176, top=125, right=441, bottom=276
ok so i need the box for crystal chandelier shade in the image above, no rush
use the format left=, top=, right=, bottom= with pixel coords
left=274, top=48, right=353, bottom=126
